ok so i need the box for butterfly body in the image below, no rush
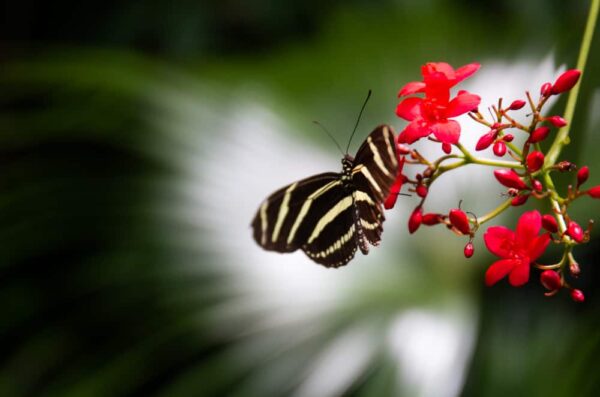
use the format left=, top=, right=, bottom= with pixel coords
left=251, top=125, right=398, bottom=268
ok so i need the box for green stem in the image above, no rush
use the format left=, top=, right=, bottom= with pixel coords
left=545, top=0, right=598, bottom=166
left=477, top=197, right=513, bottom=225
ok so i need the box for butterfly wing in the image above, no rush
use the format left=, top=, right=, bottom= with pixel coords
left=351, top=125, right=398, bottom=252
left=251, top=172, right=344, bottom=254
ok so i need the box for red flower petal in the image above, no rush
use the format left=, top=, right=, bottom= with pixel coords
left=398, top=81, right=426, bottom=97
left=485, top=259, right=518, bottom=286
left=527, top=233, right=551, bottom=261
left=516, top=210, right=542, bottom=244
left=446, top=92, right=481, bottom=117
left=508, top=261, right=530, bottom=287
left=431, top=120, right=461, bottom=144
left=396, top=97, right=423, bottom=121
left=483, top=226, right=515, bottom=258
left=422, top=62, right=455, bottom=80
left=398, top=119, right=431, bottom=144
left=455, top=63, right=480, bottom=83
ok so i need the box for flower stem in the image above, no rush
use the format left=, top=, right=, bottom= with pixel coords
left=545, top=0, right=598, bottom=166
left=476, top=197, right=513, bottom=225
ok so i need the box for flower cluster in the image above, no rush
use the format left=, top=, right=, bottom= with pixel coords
left=387, top=62, right=597, bottom=302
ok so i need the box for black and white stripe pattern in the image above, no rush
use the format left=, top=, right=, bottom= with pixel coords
left=251, top=125, right=398, bottom=268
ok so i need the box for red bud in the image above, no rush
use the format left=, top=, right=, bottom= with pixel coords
left=566, top=221, right=584, bottom=243
left=588, top=186, right=600, bottom=198
left=511, top=194, right=529, bottom=206
left=542, top=214, right=558, bottom=233
left=529, top=126, right=550, bottom=143
left=493, top=141, right=507, bottom=157
left=422, top=213, right=441, bottom=225
left=569, top=261, right=580, bottom=277
left=557, top=161, right=575, bottom=172
left=532, top=179, right=543, bottom=192
left=494, top=169, right=528, bottom=190
left=503, top=134, right=514, bottom=142
left=408, top=207, right=423, bottom=234
left=571, top=289, right=585, bottom=303
left=540, top=82, right=552, bottom=96
left=508, top=99, right=526, bottom=110
left=442, top=143, right=452, bottom=154
left=526, top=151, right=545, bottom=172
left=540, top=270, right=562, bottom=291
left=449, top=208, right=470, bottom=235
left=576, top=166, right=589, bottom=187
left=550, top=69, right=581, bottom=95
left=416, top=185, right=428, bottom=198
left=464, top=242, right=474, bottom=258
left=475, top=131, right=497, bottom=151
left=546, top=115, right=567, bottom=127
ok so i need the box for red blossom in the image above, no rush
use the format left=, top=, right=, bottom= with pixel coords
left=571, top=289, right=585, bottom=303
left=526, top=151, right=545, bottom=172
left=540, top=82, right=552, bottom=97
left=541, top=214, right=558, bottom=233
left=576, top=166, right=589, bottom=187
left=540, top=270, right=562, bottom=291
left=566, top=221, right=584, bottom=243
left=546, top=115, right=567, bottom=127
left=475, top=130, right=496, bottom=151
left=508, top=100, right=526, bottom=110
left=551, top=69, right=581, bottom=95
left=408, top=206, right=423, bottom=234
left=588, top=185, right=600, bottom=198
left=449, top=208, right=470, bottom=234
left=494, top=169, right=527, bottom=190
left=529, top=126, right=550, bottom=143
left=422, top=213, right=442, bottom=225
left=415, top=185, right=428, bottom=198
left=483, top=210, right=551, bottom=287
left=493, top=141, right=507, bottom=157
left=464, top=242, right=474, bottom=258
left=396, top=62, right=481, bottom=145
left=511, top=194, right=529, bottom=206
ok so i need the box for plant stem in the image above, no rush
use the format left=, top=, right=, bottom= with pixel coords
left=477, top=197, right=513, bottom=225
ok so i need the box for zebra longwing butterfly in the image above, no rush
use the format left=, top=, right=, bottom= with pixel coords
left=251, top=124, right=399, bottom=268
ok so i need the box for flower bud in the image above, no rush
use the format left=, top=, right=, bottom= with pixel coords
left=532, top=179, right=543, bottom=192
left=576, top=166, right=589, bottom=187
left=422, top=213, right=441, bottom=225
left=546, top=115, right=567, bottom=127
left=464, top=242, right=474, bottom=258
left=557, top=161, right=575, bottom=172
left=493, top=141, right=507, bottom=157
left=408, top=206, right=423, bottom=234
left=526, top=151, right=544, bottom=172
left=540, top=82, right=552, bottom=97
left=494, top=169, right=528, bottom=190
left=511, top=194, right=529, bottom=206
left=502, top=134, right=514, bottom=142
left=570, top=289, right=585, bottom=303
left=449, top=208, right=470, bottom=235
left=508, top=99, right=526, bottom=110
left=442, top=143, right=452, bottom=154
left=588, top=186, right=600, bottom=198
left=416, top=185, right=428, bottom=198
left=475, top=131, right=497, bottom=151
left=550, top=69, right=581, bottom=95
left=542, top=214, right=558, bottom=233
left=566, top=220, right=584, bottom=243
left=540, top=270, right=561, bottom=291
left=529, top=126, right=550, bottom=143
left=569, top=261, right=580, bottom=277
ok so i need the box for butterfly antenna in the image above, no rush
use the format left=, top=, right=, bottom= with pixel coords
left=313, top=120, right=344, bottom=156
left=346, top=89, right=372, bottom=154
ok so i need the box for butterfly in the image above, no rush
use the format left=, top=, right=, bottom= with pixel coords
left=251, top=124, right=399, bottom=268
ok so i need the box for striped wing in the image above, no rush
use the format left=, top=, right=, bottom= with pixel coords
left=351, top=125, right=398, bottom=201
left=351, top=125, right=398, bottom=252
left=252, top=172, right=344, bottom=251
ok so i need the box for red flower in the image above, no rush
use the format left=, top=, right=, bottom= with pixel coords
left=483, top=210, right=551, bottom=287
left=396, top=62, right=481, bottom=145
left=551, top=69, right=581, bottom=95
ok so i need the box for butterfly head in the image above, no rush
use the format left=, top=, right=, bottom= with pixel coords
left=342, top=155, right=354, bottom=176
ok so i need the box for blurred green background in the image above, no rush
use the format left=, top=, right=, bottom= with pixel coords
left=1, top=1, right=599, bottom=396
